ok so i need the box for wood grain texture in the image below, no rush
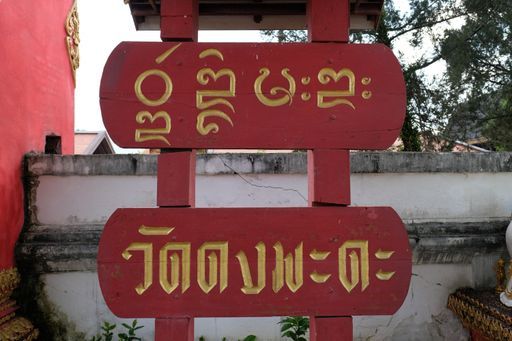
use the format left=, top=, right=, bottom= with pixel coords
left=97, top=207, right=411, bottom=318
left=100, top=42, right=406, bottom=150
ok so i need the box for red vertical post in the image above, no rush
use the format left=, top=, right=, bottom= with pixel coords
left=155, top=318, right=194, bottom=341
left=160, top=0, right=198, bottom=41
left=307, top=0, right=350, bottom=42
left=307, top=0, right=351, bottom=208
left=157, top=150, right=196, bottom=207
left=308, top=149, right=351, bottom=206
left=310, top=316, right=353, bottom=341
left=157, top=1, right=198, bottom=339
left=308, top=0, right=353, bottom=338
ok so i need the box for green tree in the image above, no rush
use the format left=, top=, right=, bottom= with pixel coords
left=262, top=0, right=512, bottom=151
left=441, top=0, right=511, bottom=150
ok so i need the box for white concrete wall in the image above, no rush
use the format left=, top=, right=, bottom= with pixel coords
left=41, top=265, right=472, bottom=340
left=36, top=172, right=512, bottom=225
left=32, top=167, right=512, bottom=340
left=27, top=151, right=512, bottom=341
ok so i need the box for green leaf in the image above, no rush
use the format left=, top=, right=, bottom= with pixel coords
left=283, top=331, right=295, bottom=338
left=280, top=323, right=293, bottom=332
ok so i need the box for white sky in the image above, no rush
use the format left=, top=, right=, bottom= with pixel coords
left=75, top=0, right=262, bottom=133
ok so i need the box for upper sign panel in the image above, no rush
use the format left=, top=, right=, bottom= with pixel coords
left=100, top=42, right=405, bottom=149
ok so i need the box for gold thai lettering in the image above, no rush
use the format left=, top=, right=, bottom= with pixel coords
left=196, top=68, right=236, bottom=110
left=376, top=269, right=395, bottom=281
left=317, top=68, right=356, bottom=109
left=254, top=68, right=296, bottom=107
left=272, top=242, right=303, bottom=293
left=138, top=225, right=174, bottom=236
left=119, top=231, right=397, bottom=295
left=155, top=43, right=182, bottom=64
left=309, top=249, right=331, bottom=284
left=134, top=69, right=173, bottom=107
left=159, top=242, right=191, bottom=294
left=309, top=249, right=330, bottom=261
left=375, top=248, right=395, bottom=281
left=197, top=242, right=228, bottom=294
left=361, top=77, right=372, bottom=86
left=134, top=111, right=171, bottom=145
left=199, top=48, right=224, bottom=61
left=196, top=65, right=236, bottom=135
left=310, top=271, right=331, bottom=283
left=236, top=242, right=266, bottom=294
left=338, top=240, right=369, bottom=293
left=196, top=110, right=234, bottom=136
left=122, top=243, right=153, bottom=295
left=375, top=249, right=394, bottom=260
left=301, top=92, right=311, bottom=101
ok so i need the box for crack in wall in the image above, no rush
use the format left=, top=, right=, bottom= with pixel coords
left=216, top=155, right=308, bottom=203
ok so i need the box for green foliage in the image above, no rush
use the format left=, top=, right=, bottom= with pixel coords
left=279, top=316, right=309, bottom=341
left=260, top=0, right=512, bottom=150
left=441, top=0, right=512, bottom=150
left=261, top=30, right=307, bottom=43
left=91, top=320, right=143, bottom=341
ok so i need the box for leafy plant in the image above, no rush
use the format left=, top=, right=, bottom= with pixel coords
left=240, top=336, right=257, bottom=341
left=279, top=316, right=309, bottom=341
left=118, top=320, right=143, bottom=340
left=91, top=320, right=143, bottom=341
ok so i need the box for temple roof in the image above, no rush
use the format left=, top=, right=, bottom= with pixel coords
left=125, top=0, right=384, bottom=31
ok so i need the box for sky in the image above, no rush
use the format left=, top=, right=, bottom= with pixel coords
left=75, top=0, right=262, bottom=133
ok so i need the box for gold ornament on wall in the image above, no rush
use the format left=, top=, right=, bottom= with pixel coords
left=0, top=268, right=39, bottom=340
left=65, top=0, right=80, bottom=87
left=0, top=268, right=20, bottom=303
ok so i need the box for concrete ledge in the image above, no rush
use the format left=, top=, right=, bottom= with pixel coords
left=16, top=220, right=508, bottom=273
left=25, top=152, right=512, bottom=176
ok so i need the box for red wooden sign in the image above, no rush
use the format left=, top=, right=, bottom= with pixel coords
left=100, top=42, right=406, bottom=150
left=98, top=207, right=411, bottom=318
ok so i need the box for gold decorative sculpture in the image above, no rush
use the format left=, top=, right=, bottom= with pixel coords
left=496, top=257, right=506, bottom=293
left=65, top=0, right=80, bottom=86
left=500, top=221, right=512, bottom=306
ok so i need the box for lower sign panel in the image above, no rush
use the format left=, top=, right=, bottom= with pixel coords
left=98, top=207, right=411, bottom=318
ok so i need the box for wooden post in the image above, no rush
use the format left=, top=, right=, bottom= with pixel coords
left=157, top=1, right=198, bottom=338
left=157, top=150, right=196, bottom=207
left=160, top=0, right=198, bottom=41
left=155, top=318, right=194, bottom=341
left=307, top=0, right=351, bottom=208
left=307, top=0, right=350, bottom=43
left=308, top=0, right=353, bottom=338
left=308, top=149, right=350, bottom=206
left=310, top=316, right=353, bottom=341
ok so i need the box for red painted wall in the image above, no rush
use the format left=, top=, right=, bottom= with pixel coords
left=0, top=1, right=74, bottom=268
